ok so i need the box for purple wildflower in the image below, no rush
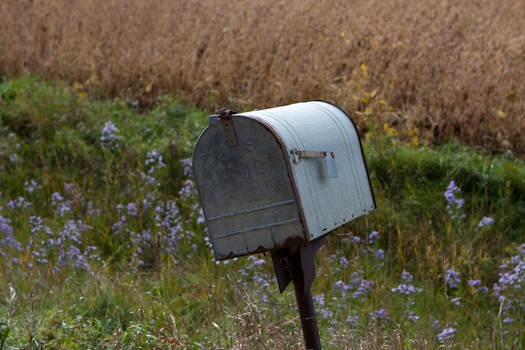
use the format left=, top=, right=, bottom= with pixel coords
left=30, top=216, right=44, bottom=233
left=450, top=297, right=461, bottom=306
left=101, top=121, right=120, bottom=149
left=369, top=309, right=389, bottom=322
left=332, top=271, right=374, bottom=300
left=180, top=158, right=193, bottom=176
left=478, top=216, right=494, bottom=229
left=145, top=151, right=166, bottom=174
left=446, top=269, right=461, bottom=288
left=437, top=327, right=456, bottom=342
left=392, top=270, right=421, bottom=294
left=340, top=256, right=350, bottom=269
left=24, top=179, right=42, bottom=193
left=9, top=153, right=19, bottom=164
left=334, top=280, right=345, bottom=290
left=408, top=312, right=419, bottom=322
left=444, top=181, right=466, bottom=220
left=6, top=197, right=32, bottom=209
left=475, top=286, right=489, bottom=293
left=346, top=315, right=359, bottom=327
left=126, top=203, right=138, bottom=216
left=369, top=231, right=380, bottom=244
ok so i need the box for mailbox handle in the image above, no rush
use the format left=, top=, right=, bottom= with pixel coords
left=290, top=149, right=338, bottom=178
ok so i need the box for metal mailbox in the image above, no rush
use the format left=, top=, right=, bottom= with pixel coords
left=193, top=100, right=376, bottom=260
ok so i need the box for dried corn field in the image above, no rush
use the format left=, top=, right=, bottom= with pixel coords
left=1, top=0, right=524, bottom=154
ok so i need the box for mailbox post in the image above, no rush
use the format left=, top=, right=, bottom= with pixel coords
left=193, top=101, right=376, bottom=350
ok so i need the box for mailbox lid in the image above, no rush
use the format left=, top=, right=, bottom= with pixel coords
left=193, top=116, right=306, bottom=260
left=241, top=101, right=376, bottom=241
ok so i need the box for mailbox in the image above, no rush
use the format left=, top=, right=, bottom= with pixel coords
left=193, top=100, right=376, bottom=260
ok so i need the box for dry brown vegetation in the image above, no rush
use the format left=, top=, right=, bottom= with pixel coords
left=1, top=0, right=524, bottom=154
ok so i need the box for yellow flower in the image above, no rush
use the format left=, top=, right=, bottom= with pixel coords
left=497, top=110, right=505, bottom=118
left=361, top=63, right=367, bottom=71
left=412, top=136, right=419, bottom=146
left=506, top=91, right=517, bottom=103
left=73, top=83, right=83, bottom=91
left=383, top=123, right=389, bottom=132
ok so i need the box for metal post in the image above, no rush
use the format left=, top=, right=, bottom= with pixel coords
left=290, top=246, right=322, bottom=350
left=272, top=237, right=326, bottom=350
left=292, top=274, right=322, bottom=350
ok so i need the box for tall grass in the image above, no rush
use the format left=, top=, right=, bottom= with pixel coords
left=1, top=0, right=524, bottom=156
left=1, top=77, right=525, bottom=348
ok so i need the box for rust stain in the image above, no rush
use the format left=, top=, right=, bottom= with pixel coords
left=217, top=235, right=305, bottom=260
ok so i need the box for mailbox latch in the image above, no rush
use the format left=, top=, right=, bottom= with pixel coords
left=209, top=108, right=238, bottom=147
left=290, top=149, right=338, bottom=178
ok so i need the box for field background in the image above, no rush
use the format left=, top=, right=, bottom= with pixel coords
left=1, top=0, right=525, bottom=156
left=1, top=0, right=525, bottom=349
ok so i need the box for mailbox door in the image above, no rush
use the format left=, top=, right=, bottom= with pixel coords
left=244, top=101, right=376, bottom=241
left=193, top=116, right=306, bottom=260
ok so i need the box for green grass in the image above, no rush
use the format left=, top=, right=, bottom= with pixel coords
left=0, top=77, right=524, bottom=349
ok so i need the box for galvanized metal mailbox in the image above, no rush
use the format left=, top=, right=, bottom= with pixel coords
left=193, top=100, right=376, bottom=260
left=193, top=100, right=376, bottom=350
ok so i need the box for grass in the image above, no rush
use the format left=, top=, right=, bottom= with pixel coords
left=1, top=0, right=525, bottom=156
left=0, top=77, right=525, bottom=349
